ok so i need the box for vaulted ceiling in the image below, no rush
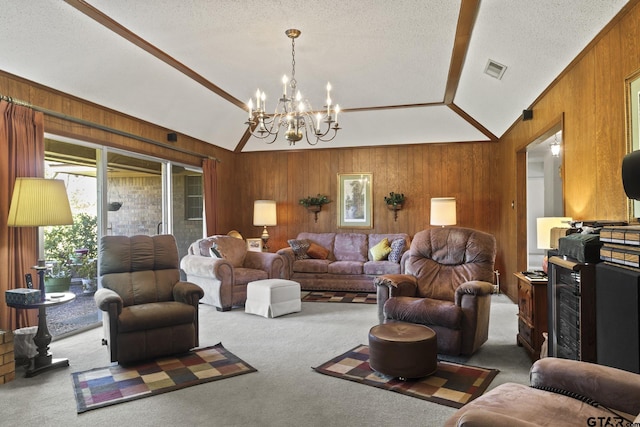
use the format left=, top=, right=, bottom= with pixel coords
left=0, top=1, right=630, bottom=152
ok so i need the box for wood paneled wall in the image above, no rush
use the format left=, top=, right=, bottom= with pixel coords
left=227, top=142, right=503, bottom=276
left=496, top=1, right=640, bottom=299
left=3, top=1, right=640, bottom=301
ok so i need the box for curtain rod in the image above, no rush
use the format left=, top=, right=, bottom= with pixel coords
left=0, top=94, right=221, bottom=163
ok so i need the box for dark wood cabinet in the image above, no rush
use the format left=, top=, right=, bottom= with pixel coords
left=547, top=256, right=596, bottom=362
left=515, top=272, right=548, bottom=361
left=595, top=262, right=640, bottom=373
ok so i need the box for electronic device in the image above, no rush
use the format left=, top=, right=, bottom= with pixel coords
left=25, top=273, right=33, bottom=289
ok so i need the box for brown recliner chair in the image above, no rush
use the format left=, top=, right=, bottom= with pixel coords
left=374, top=227, right=496, bottom=356
left=444, top=357, right=640, bottom=426
left=94, top=234, right=204, bottom=364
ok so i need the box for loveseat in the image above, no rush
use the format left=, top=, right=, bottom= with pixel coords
left=276, top=232, right=410, bottom=292
left=180, top=235, right=284, bottom=311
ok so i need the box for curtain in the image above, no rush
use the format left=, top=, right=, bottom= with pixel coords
left=202, top=158, right=218, bottom=237
left=0, top=101, right=44, bottom=331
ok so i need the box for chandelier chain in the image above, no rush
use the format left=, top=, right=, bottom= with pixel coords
left=290, top=37, right=297, bottom=90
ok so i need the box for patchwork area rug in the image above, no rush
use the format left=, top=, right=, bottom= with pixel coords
left=313, top=344, right=499, bottom=408
left=302, top=291, right=377, bottom=304
left=71, top=343, right=256, bottom=413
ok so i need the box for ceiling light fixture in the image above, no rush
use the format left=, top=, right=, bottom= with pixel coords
left=246, top=29, right=341, bottom=146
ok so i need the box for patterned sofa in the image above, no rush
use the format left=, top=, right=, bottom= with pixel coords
left=276, top=232, right=411, bottom=292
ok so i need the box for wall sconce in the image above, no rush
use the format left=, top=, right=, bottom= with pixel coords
left=430, top=197, right=456, bottom=227
left=253, top=200, right=277, bottom=251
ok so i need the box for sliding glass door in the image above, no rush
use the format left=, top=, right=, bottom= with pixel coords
left=43, top=136, right=203, bottom=338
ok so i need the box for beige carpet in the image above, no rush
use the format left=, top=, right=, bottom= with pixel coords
left=3, top=294, right=531, bottom=427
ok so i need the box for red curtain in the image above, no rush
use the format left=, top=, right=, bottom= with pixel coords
left=202, top=158, right=218, bottom=237
left=0, top=101, right=44, bottom=331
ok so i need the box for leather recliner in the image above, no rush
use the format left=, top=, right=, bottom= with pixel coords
left=444, top=357, right=640, bottom=426
left=94, top=234, right=204, bottom=364
left=374, top=227, right=496, bottom=356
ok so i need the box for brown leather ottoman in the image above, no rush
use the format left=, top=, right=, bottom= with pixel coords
left=368, top=322, right=437, bottom=379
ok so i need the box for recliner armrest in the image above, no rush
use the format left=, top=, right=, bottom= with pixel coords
left=454, top=280, right=494, bottom=304
left=455, top=409, right=540, bottom=427
left=173, top=281, right=204, bottom=305
left=373, top=274, right=418, bottom=296
left=94, top=288, right=123, bottom=315
left=243, top=251, right=284, bottom=278
left=180, top=254, right=234, bottom=282
left=530, top=357, right=640, bottom=417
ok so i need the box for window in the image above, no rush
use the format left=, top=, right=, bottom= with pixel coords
left=185, top=175, right=203, bottom=220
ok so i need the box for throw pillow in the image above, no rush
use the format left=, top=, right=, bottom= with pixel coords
left=288, top=239, right=310, bottom=260
left=388, top=238, right=406, bottom=263
left=369, top=238, right=391, bottom=261
left=210, top=235, right=247, bottom=267
left=307, top=242, right=330, bottom=260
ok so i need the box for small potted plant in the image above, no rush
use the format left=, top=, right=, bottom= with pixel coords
left=76, top=257, right=98, bottom=294
left=299, top=194, right=330, bottom=222
left=44, top=250, right=73, bottom=293
left=384, top=192, right=405, bottom=221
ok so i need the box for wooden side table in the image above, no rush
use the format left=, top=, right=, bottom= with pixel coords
left=6, top=292, right=76, bottom=377
left=514, top=272, right=548, bottom=361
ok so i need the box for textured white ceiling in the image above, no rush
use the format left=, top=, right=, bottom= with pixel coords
left=0, top=0, right=629, bottom=152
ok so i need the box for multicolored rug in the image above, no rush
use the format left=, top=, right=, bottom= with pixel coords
left=313, top=344, right=499, bottom=408
left=71, top=343, right=256, bottom=413
left=302, top=291, right=377, bottom=304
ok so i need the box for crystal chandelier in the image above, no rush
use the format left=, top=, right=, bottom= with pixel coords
left=246, top=29, right=341, bottom=146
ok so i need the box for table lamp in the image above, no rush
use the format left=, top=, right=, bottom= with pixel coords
left=536, top=217, right=572, bottom=250
left=7, top=178, right=73, bottom=301
left=430, top=197, right=456, bottom=227
left=253, top=200, right=277, bottom=251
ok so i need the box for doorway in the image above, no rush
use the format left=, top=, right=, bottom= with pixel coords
left=516, top=117, right=565, bottom=273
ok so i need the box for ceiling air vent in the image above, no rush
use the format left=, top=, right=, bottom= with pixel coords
left=484, top=59, right=507, bottom=80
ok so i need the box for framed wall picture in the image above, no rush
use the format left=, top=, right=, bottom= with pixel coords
left=246, top=238, right=263, bottom=252
left=337, top=173, right=373, bottom=228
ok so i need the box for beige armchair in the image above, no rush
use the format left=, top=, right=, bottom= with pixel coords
left=374, top=227, right=496, bottom=356
left=445, top=357, right=640, bottom=426
left=94, top=234, right=204, bottom=364
left=180, top=235, right=284, bottom=311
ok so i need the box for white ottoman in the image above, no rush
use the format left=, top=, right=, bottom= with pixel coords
left=245, top=279, right=301, bottom=318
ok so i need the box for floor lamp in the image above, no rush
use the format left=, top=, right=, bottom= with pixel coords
left=430, top=197, right=457, bottom=227
left=7, top=178, right=74, bottom=301
left=253, top=200, right=277, bottom=251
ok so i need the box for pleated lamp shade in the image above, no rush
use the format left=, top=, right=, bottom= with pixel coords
left=7, top=178, right=73, bottom=227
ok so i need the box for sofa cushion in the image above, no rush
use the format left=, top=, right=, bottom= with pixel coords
left=369, top=238, right=391, bottom=261
left=298, top=233, right=336, bottom=260
left=233, top=267, right=269, bottom=285
left=334, top=233, right=368, bottom=262
left=364, top=261, right=402, bottom=275
left=388, top=238, right=406, bottom=263
left=288, top=239, right=310, bottom=260
left=293, top=259, right=331, bottom=273
left=307, top=242, right=330, bottom=260
left=328, top=261, right=364, bottom=275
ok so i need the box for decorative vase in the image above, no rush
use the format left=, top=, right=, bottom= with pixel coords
left=44, top=277, right=72, bottom=293
left=307, top=205, right=322, bottom=213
